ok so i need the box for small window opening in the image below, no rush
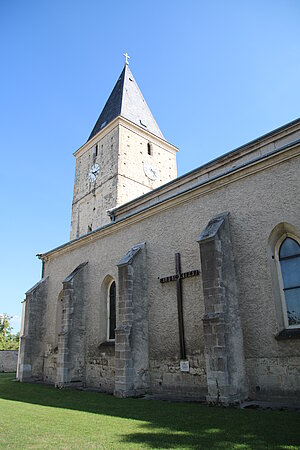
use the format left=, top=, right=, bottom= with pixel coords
left=88, top=224, right=92, bottom=232
left=147, top=142, right=153, bottom=156
left=93, top=144, right=98, bottom=158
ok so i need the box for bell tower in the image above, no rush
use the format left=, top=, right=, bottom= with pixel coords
left=70, top=57, right=178, bottom=240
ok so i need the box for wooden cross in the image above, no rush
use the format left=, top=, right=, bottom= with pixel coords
left=159, top=253, right=200, bottom=360
left=123, top=52, right=130, bottom=65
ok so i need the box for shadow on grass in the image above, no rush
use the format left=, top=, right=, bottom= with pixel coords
left=0, top=373, right=299, bottom=449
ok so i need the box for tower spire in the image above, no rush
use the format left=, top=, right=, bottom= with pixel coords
left=87, top=63, right=164, bottom=141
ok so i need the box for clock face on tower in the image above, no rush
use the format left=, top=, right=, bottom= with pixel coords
left=88, top=163, right=100, bottom=183
left=143, top=162, right=158, bottom=180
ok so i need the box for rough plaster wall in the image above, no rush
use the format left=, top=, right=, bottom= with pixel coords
left=41, top=154, right=300, bottom=399
left=117, top=176, right=152, bottom=206
left=43, top=212, right=206, bottom=396
left=118, top=125, right=177, bottom=200
left=149, top=245, right=206, bottom=397
left=70, top=125, right=177, bottom=240
left=70, top=127, right=119, bottom=239
left=226, top=159, right=300, bottom=400
left=114, top=128, right=300, bottom=222
left=0, top=351, right=18, bottom=372
left=71, top=176, right=118, bottom=238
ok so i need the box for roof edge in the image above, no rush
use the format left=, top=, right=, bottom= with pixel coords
left=74, top=115, right=178, bottom=158
left=110, top=116, right=300, bottom=214
left=38, top=133, right=300, bottom=260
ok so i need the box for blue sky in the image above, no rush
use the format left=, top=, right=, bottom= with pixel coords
left=1, top=0, right=299, bottom=331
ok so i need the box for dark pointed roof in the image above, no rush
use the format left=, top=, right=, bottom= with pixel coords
left=88, top=65, right=164, bottom=141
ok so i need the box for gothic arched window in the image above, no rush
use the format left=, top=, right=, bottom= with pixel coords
left=278, top=237, right=300, bottom=328
left=107, top=280, right=116, bottom=340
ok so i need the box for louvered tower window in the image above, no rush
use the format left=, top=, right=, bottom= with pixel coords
left=147, top=142, right=153, bottom=156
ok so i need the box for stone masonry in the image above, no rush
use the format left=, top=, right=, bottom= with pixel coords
left=198, top=212, right=248, bottom=404
left=19, top=277, right=48, bottom=382
left=114, top=242, right=149, bottom=397
left=56, top=262, right=88, bottom=387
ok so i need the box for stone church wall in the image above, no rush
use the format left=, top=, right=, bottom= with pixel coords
left=70, top=121, right=177, bottom=240
left=28, top=146, right=300, bottom=401
left=70, top=127, right=120, bottom=239
left=19, top=278, right=48, bottom=382
left=149, top=356, right=207, bottom=399
left=43, top=348, right=57, bottom=383
left=246, top=356, right=300, bottom=402
left=117, top=124, right=177, bottom=206
left=86, top=343, right=115, bottom=393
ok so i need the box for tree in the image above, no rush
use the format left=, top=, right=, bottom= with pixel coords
left=0, top=314, right=20, bottom=350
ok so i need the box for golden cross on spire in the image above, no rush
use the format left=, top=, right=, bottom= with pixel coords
left=123, top=52, right=130, bottom=66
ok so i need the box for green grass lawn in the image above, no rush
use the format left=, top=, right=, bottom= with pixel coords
left=0, top=373, right=299, bottom=449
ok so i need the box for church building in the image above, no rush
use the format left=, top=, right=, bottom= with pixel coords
left=18, top=57, right=300, bottom=404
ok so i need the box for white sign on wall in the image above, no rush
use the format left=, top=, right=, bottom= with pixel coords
left=180, top=360, right=190, bottom=372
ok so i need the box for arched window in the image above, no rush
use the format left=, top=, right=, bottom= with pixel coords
left=278, top=237, right=300, bottom=328
left=107, top=280, right=116, bottom=340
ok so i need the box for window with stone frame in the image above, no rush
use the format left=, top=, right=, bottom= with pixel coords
left=277, top=236, right=300, bottom=328
left=107, top=280, right=116, bottom=340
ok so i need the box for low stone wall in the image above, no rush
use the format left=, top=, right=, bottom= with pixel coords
left=0, top=350, right=18, bottom=372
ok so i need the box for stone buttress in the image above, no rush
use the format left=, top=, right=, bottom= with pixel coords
left=56, top=262, right=88, bottom=387
left=198, top=212, right=248, bottom=404
left=18, top=277, right=48, bottom=382
left=114, top=242, right=149, bottom=397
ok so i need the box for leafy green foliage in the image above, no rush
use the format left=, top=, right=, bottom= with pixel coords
left=0, top=314, right=19, bottom=350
